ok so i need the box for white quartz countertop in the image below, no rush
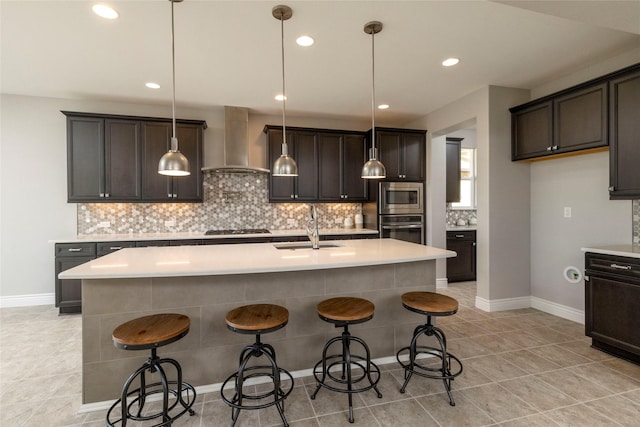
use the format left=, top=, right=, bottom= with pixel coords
left=59, top=238, right=455, bottom=279
left=581, top=245, right=640, bottom=259
left=446, top=225, right=477, bottom=231
left=49, top=228, right=378, bottom=243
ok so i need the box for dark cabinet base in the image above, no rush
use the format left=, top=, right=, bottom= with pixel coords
left=591, top=339, right=640, bottom=366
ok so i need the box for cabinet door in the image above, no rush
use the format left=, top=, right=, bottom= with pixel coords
left=377, top=132, right=401, bottom=179
left=318, top=133, right=342, bottom=201
left=104, top=119, right=141, bottom=200
left=446, top=232, right=476, bottom=282
left=55, top=256, right=94, bottom=313
left=293, top=131, right=318, bottom=201
left=609, top=70, right=640, bottom=199
left=554, top=83, right=608, bottom=153
left=342, top=134, right=367, bottom=201
left=446, top=139, right=461, bottom=203
left=511, top=101, right=553, bottom=160
left=172, top=124, right=203, bottom=201
left=141, top=122, right=173, bottom=200
left=67, top=116, right=104, bottom=201
left=268, top=128, right=296, bottom=201
left=401, top=132, right=425, bottom=181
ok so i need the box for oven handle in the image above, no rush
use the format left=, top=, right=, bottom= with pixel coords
left=382, top=224, right=422, bottom=230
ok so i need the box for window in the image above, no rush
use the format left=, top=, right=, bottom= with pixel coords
left=451, top=148, right=476, bottom=209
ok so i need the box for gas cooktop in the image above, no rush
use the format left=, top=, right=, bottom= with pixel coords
left=205, top=229, right=271, bottom=236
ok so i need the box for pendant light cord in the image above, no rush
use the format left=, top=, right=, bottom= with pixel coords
left=371, top=29, right=376, bottom=154
left=170, top=0, right=177, bottom=150
left=280, top=13, right=287, bottom=150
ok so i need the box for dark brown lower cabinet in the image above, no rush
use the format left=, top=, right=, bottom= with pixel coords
left=446, top=230, right=476, bottom=283
left=54, top=243, right=96, bottom=314
left=585, top=252, right=640, bottom=364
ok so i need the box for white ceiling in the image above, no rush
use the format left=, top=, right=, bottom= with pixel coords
left=2, top=1, right=639, bottom=125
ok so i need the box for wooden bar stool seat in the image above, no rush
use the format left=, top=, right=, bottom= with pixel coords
left=106, top=314, right=196, bottom=427
left=397, top=292, right=463, bottom=406
left=221, top=304, right=293, bottom=427
left=311, top=297, right=382, bottom=423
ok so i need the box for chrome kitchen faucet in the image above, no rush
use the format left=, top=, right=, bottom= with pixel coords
left=306, top=204, right=320, bottom=249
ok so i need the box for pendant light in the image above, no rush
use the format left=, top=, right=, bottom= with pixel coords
left=361, top=21, right=386, bottom=179
left=158, top=0, right=190, bottom=176
left=271, top=5, right=298, bottom=177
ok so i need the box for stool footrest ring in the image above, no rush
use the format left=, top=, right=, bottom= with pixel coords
left=220, top=366, right=294, bottom=410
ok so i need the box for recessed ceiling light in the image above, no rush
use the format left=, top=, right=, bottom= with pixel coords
left=145, top=82, right=160, bottom=89
left=296, top=35, right=314, bottom=47
left=275, top=95, right=287, bottom=101
left=442, top=57, right=460, bottom=67
left=92, top=4, right=119, bottom=20
left=378, top=104, right=389, bottom=110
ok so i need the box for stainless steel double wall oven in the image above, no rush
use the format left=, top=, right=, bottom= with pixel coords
left=365, top=182, right=425, bottom=245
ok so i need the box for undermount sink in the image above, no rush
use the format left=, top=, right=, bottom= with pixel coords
left=273, top=242, right=343, bottom=250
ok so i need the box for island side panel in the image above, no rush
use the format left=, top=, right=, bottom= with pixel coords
left=82, top=260, right=436, bottom=404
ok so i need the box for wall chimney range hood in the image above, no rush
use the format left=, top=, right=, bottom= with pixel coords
left=202, top=106, right=270, bottom=174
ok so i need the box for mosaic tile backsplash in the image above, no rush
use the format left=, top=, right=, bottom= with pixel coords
left=77, top=172, right=363, bottom=235
left=446, top=208, right=477, bottom=227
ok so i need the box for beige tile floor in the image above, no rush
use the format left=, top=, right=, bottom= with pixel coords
left=1, top=282, right=640, bottom=426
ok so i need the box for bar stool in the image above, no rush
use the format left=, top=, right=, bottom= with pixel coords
left=106, top=313, right=196, bottom=427
left=311, top=297, right=382, bottom=423
left=220, top=304, right=294, bottom=427
left=396, top=291, right=463, bottom=405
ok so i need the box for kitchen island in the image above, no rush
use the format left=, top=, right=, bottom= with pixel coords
left=59, top=238, right=454, bottom=406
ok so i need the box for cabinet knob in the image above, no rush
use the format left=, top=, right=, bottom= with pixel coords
left=551, top=145, right=558, bottom=151
left=608, top=186, right=615, bottom=191
left=168, top=193, right=173, bottom=198
left=546, top=147, right=552, bottom=152
left=173, top=193, right=177, bottom=198
left=99, top=193, right=105, bottom=197
left=290, top=194, right=294, bottom=199
left=105, top=193, right=110, bottom=198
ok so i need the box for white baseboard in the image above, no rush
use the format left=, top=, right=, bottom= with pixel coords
left=475, top=295, right=531, bottom=312
left=531, top=296, right=585, bottom=324
left=0, top=293, right=55, bottom=308
left=436, top=278, right=448, bottom=289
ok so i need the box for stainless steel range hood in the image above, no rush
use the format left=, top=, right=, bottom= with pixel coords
left=202, top=106, right=270, bottom=174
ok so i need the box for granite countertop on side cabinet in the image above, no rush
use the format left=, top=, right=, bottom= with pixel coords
left=446, top=225, right=477, bottom=231
left=581, top=245, right=640, bottom=259
left=49, top=228, right=379, bottom=243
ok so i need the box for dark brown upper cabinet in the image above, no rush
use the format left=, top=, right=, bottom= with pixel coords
left=266, top=126, right=319, bottom=202
left=63, top=111, right=205, bottom=203
left=374, top=128, right=426, bottom=181
left=511, top=82, right=608, bottom=161
left=609, top=67, right=640, bottom=200
left=446, top=137, right=462, bottom=203
left=65, top=115, right=141, bottom=202
left=141, top=122, right=203, bottom=202
left=318, top=132, right=367, bottom=202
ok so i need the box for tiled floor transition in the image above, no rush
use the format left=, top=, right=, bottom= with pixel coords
left=1, top=282, right=639, bottom=426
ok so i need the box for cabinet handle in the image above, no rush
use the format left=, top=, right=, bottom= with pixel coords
left=67, top=248, right=82, bottom=252
left=105, top=193, right=110, bottom=198
left=552, top=145, right=558, bottom=151
left=109, top=246, right=123, bottom=250
left=610, top=263, right=632, bottom=270
left=473, top=242, right=476, bottom=246
left=455, top=234, right=465, bottom=238
left=168, top=193, right=173, bottom=198
left=295, top=194, right=299, bottom=199
left=99, top=193, right=105, bottom=197
left=546, top=147, right=552, bottom=152
left=173, top=193, right=177, bottom=198
left=608, top=186, right=615, bottom=191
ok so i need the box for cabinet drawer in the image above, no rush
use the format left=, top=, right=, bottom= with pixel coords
left=446, top=230, right=476, bottom=241
left=136, top=240, right=171, bottom=247
left=55, top=242, right=96, bottom=257
left=97, top=241, right=136, bottom=256
left=585, top=253, right=640, bottom=280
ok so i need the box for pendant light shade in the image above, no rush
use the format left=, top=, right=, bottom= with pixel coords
left=271, top=5, right=298, bottom=177
left=158, top=0, right=190, bottom=177
left=361, top=21, right=386, bottom=180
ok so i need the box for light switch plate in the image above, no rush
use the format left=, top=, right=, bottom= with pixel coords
left=564, top=207, right=572, bottom=218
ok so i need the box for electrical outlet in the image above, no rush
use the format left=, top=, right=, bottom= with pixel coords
left=286, top=219, right=296, bottom=226
left=335, top=218, right=342, bottom=224
left=98, top=221, right=110, bottom=228
left=164, top=220, right=175, bottom=227
left=564, top=207, right=572, bottom=218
